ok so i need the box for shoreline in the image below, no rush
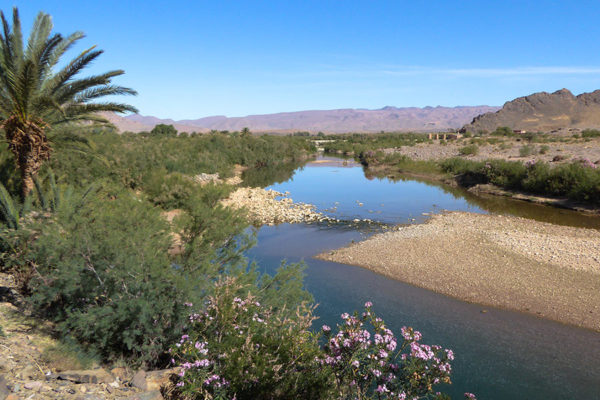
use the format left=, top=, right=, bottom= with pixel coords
left=316, top=211, right=600, bottom=332
left=364, top=163, right=600, bottom=216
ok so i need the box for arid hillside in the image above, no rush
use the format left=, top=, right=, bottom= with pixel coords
left=462, top=89, right=600, bottom=133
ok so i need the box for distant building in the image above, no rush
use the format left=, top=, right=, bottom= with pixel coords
left=513, top=129, right=527, bottom=134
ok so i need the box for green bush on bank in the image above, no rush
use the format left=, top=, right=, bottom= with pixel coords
left=441, top=158, right=600, bottom=205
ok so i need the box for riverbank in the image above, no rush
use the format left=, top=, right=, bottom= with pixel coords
left=317, top=212, right=600, bottom=331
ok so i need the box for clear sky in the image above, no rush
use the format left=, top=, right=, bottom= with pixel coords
left=7, top=1, right=600, bottom=119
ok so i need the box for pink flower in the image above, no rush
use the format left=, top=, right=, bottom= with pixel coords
left=364, top=301, right=373, bottom=308
left=322, top=325, right=331, bottom=332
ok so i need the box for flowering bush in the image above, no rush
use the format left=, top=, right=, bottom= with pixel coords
left=168, top=277, right=329, bottom=399
left=319, top=302, right=459, bottom=400
left=169, top=283, right=476, bottom=400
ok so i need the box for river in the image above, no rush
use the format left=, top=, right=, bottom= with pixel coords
left=244, top=156, right=600, bottom=400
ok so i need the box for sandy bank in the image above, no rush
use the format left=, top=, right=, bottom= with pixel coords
left=317, top=212, right=600, bottom=331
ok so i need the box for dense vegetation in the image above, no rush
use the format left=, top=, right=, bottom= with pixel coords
left=0, top=127, right=315, bottom=365
left=0, top=8, right=471, bottom=399
left=322, top=132, right=600, bottom=207
left=0, top=126, right=468, bottom=398
left=321, top=132, right=430, bottom=155
left=440, top=158, right=600, bottom=205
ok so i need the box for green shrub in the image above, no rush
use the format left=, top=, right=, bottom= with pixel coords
left=491, top=127, right=513, bottom=136
left=539, top=145, right=550, bottom=154
left=169, top=277, right=328, bottom=400
left=16, top=191, right=189, bottom=366
left=581, top=129, right=600, bottom=138
left=519, top=145, right=535, bottom=157
left=142, top=170, right=195, bottom=209
left=458, top=144, right=479, bottom=156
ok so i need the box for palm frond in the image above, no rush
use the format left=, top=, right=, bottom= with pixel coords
left=0, top=181, right=19, bottom=229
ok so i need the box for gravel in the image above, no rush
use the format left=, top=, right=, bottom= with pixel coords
left=222, top=187, right=332, bottom=225
left=317, top=212, right=600, bottom=331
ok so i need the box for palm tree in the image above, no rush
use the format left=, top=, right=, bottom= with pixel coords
left=0, top=8, right=137, bottom=197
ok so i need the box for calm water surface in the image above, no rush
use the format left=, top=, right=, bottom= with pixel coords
left=245, top=156, right=600, bottom=400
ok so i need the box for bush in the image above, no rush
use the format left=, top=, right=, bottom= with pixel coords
left=170, top=283, right=470, bottom=400
left=582, top=129, right=600, bottom=138
left=169, top=277, right=328, bottom=400
left=14, top=190, right=190, bottom=366
left=458, top=144, right=479, bottom=156
left=539, top=145, right=550, bottom=154
left=518, top=145, right=535, bottom=157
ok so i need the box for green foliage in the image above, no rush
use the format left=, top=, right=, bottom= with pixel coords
left=441, top=158, right=600, bottom=205
left=539, top=145, right=550, bottom=154
left=322, top=132, right=429, bottom=156
left=458, top=144, right=479, bottom=156
left=170, top=277, right=327, bottom=400
left=0, top=182, right=21, bottom=229
left=581, top=129, right=600, bottom=138
left=150, top=124, right=178, bottom=137
left=519, top=145, right=535, bottom=157
left=46, top=129, right=314, bottom=198
left=491, top=127, right=514, bottom=136
left=170, top=289, right=462, bottom=400
left=0, top=7, right=136, bottom=126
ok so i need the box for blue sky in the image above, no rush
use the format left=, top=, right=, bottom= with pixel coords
left=7, top=1, right=600, bottom=119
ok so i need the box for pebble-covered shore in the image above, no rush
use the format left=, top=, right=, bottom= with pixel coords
left=317, top=212, right=600, bottom=331
left=222, top=187, right=332, bottom=225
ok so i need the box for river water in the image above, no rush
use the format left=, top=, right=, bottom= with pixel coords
left=244, top=156, right=600, bottom=400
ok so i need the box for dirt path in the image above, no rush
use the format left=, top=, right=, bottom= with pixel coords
left=317, top=212, right=600, bottom=331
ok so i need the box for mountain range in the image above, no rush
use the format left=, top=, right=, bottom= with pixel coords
left=104, top=106, right=500, bottom=134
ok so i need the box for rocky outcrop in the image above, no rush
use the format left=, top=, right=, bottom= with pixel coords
left=462, top=88, right=600, bottom=133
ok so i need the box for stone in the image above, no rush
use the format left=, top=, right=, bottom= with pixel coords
left=5, top=395, right=18, bottom=400
left=145, top=369, right=178, bottom=392
left=126, top=390, right=164, bottom=400
left=131, top=370, right=147, bottom=390
left=110, top=367, right=128, bottom=381
left=23, top=380, right=43, bottom=391
left=0, top=375, right=9, bottom=399
left=57, top=369, right=114, bottom=384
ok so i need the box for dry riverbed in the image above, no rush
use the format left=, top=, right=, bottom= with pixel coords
left=317, top=212, right=600, bottom=331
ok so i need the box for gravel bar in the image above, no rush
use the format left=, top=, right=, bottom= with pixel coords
left=317, top=212, right=600, bottom=331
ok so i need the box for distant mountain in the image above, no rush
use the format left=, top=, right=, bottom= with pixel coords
left=104, top=106, right=500, bottom=134
left=461, top=89, right=600, bottom=133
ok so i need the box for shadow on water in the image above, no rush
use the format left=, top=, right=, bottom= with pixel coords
left=246, top=155, right=600, bottom=400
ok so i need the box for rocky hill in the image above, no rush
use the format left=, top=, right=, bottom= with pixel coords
left=105, top=106, right=499, bottom=134
left=462, top=89, right=600, bottom=133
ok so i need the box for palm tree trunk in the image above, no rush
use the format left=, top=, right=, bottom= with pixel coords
left=2, top=116, right=51, bottom=199
left=17, top=151, right=39, bottom=198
